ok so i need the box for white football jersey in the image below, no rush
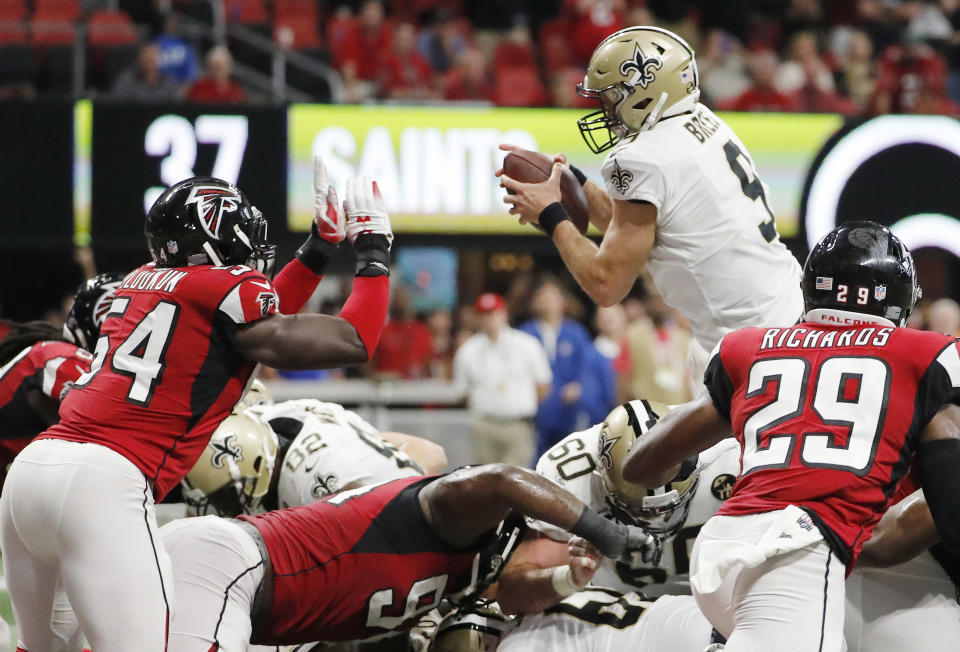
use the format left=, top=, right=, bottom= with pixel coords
left=498, top=590, right=712, bottom=652
left=251, top=399, right=424, bottom=509
left=601, top=103, right=804, bottom=353
left=531, top=426, right=740, bottom=597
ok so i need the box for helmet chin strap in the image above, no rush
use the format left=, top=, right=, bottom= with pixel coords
left=201, top=241, right=224, bottom=266
left=640, top=91, right=669, bottom=132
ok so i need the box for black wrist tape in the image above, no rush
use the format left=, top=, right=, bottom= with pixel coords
left=295, top=226, right=340, bottom=274
left=539, top=202, right=571, bottom=236
left=569, top=164, right=588, bottom=186
left=354, top=233, right=391, bottom=277
left=919, top=437, right=960, bottom=555
left=570, top=505, right=627, bottom=559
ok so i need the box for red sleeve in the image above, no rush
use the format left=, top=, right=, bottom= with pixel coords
left=337, top=275, right=390, bottom=359
left=271, top=258, right=323, bottom=315
left=31, top=342, right=92, bottom=400
left=216, top=274, right=280, bottom=325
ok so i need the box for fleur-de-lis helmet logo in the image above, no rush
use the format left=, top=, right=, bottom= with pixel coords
left=620, top=43, right=662, bottom=89
left=210, top=433, right=243, bottom=468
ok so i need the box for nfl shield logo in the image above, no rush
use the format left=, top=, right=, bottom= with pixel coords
left=875, top=285, right=887, bottom=300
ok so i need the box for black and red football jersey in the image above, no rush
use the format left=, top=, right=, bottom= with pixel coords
left=240, top=475, right=482, bottom=645
left=705, top=313, right=960, bottom=567
left=0, top=340, right=91, bottom=472
left=42, top=263, right=279, bottom=500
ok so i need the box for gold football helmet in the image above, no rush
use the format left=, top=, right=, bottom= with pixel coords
left=577, top=26, right=700, bottom=153
left=181, top=409, right=279, bottom=517
left=429, top=604, right=512, bottom=652
left=597, top=399, right=700, bottom=538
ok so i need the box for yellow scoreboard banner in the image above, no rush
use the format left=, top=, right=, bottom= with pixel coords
left=288, top=105, right=841, bottom=237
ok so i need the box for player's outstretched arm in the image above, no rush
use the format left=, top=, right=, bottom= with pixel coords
left=419, top=464, right=658, bottom=563
left=622, top=393, right=730, bottom=488
left=378, top=431, right=448, bottom=473
left=917, top=403, right=960, bottom=556
left=859, top=489, right=938, bottom=568
left=234, top=313, right=368, bottom=369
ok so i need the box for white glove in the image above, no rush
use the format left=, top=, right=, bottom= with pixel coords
left=344, top=175, right=393, bottom=247
left=313, top=155, right=345, bottom=245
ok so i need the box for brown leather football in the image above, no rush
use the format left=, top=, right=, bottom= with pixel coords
left=502, top=148, right=591, bottom=234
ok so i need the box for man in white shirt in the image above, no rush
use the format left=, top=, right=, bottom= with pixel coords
left=453, top=293, right=552, bottom=466
left=499, top=26, right=803, bottom=382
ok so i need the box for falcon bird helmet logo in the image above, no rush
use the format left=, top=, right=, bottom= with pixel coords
left=184, top=184, right=242, bottom=239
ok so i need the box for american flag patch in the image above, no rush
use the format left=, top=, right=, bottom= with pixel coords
left=816, top=277, right=833, bottom=290
left=681, top=69, right=693, bottom=83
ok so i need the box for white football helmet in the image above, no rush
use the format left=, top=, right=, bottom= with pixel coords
left=181, top=409, right=279, bottom=517
left=577, top=26, right=700, bottom=153
left=597, top=399, right=700, bottom=538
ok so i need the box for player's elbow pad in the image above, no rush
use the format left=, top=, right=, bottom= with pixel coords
left=918, top=438, right=960, bottom=555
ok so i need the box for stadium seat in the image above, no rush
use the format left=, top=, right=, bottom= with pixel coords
left=494, top=66, right=548, bottom=107
left=0, top=21, right=28, bottom=44
left=224, top=0, right=269, bottom=25
left=31, top=19, right=77, bottom=46
left=0, top=0, right=27, bottom=23
left=493, top=40, right=536, bottom=72
left=87, top=9, right=138, bottom=46
left=274, top=19, right=321, bottom=50
left=33, top=0, right=82, bottom=22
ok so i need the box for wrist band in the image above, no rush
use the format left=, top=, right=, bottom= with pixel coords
left=353, top=233, right=391, bottom=277
left=569, top=164, right=588, bottom=186
left=538, top=202, right=572, bottom=236
left=571, top=505, right=627, bottom=559
left=550, top=565, right=584, bottom=597
left=295, top=226, right=340, bottom=275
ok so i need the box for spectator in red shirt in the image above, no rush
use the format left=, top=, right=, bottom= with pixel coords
left=380, top=22, right=437, bottom=100
left=353, top=0, right=395, bottom=82
left=870, top=38, right=959, bottom=115
left=370, top=287, right=434, bottom=380
left=442, top=47, right=496, bottom=102
left=719, top=50, right=801, bottom=111
left=569, top=0, right=626, bottom=66
left=186, top=46, right=246, bottom=104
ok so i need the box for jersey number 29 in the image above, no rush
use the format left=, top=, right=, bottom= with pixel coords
left=742, top=356, right=889, bottom=476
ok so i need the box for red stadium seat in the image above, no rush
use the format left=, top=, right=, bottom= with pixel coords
left=0, top=21, right=28, bottom=44
left=86, top=9, right=137, bottom=46
left=33, top=0, right=82, bottom=22
left=30, top=19, right=77, bottom=46
left=0, top=0, right=27, bottom=22
left=274, top=0, right=317, bottom=21
left=493, top=41, right=536, bottom=71
left=494, top=66, right=548, bottom=107
left=223, top=0, right=269, bottom=25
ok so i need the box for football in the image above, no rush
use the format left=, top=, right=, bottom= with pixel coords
left=502, top=148, right=591, bottom=234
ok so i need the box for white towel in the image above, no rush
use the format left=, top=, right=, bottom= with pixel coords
left=690, top=506, right=824, bottom=595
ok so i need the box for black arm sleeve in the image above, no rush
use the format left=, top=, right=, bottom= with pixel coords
left=918, top=438, right=960, bottom=556
left=703, top=343, right=734, bottom=422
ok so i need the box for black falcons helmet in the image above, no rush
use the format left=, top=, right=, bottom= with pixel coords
left=145, top=176, right=276, bottom=275
left=802, top=221, right=921, bottom=327
left=63, top=272, right=126, bottom=350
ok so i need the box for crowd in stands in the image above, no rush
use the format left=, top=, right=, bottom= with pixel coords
left=1, top=0, right=960, bottom=114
